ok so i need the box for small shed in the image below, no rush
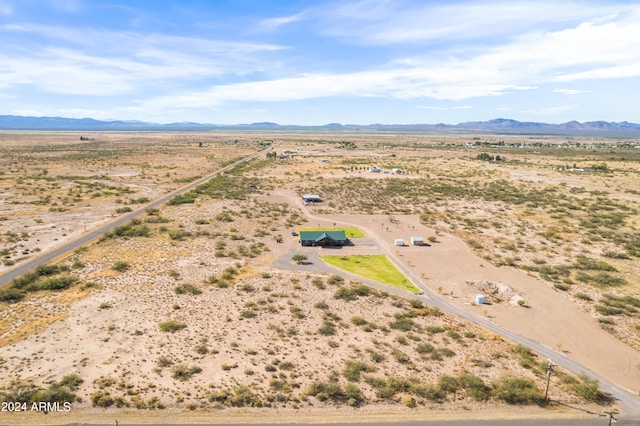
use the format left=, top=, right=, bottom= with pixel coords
left=410, top=236, right=424, bottom=246
left=394, top=239, right=405, bottom=246
left=475, top=294, right=485, bottom=305
left=302, top=194, right=321, bottom=203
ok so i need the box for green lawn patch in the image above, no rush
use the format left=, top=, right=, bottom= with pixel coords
left=320, top=255, right=420, bottom=294
left=299, top=227, right=366, bottom=238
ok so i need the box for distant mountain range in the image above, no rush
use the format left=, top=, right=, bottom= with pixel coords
left=1, top=115, right=640, bottom=136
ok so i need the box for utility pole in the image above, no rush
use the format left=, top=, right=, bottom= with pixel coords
left=544, top=361, right=557, bottom=402
left=600, top=410, right=618, bottom=425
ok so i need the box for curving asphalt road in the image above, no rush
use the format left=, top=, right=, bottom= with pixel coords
left=274, top=199, right=640, bottom=425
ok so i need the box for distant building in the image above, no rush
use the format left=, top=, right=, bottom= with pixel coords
left=394, top=239, right=405, bottom=246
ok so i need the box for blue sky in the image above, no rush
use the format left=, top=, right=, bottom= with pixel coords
left=1, top=0, right=639, bottom=125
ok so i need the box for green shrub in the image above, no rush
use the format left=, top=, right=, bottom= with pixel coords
left=32, top=276, right=77, bottom=291
left=416, top=343, right=435, bottom=354
left=351, top=316, right=367, bottom=326
left=408, top=299, right=424, bottom=309
left=458, top=373, right=490, bottom=401
left=314, top=301, right=329, bottom=309
left=334, top=287, right=358, bottom=301
left=493, top=377, right=542, bottom=404
left=158, top=320, right=187, bottom=333
left=414, top=384, right=444, bottom=401
left=289, top=305, right=306, bottom=319
left=392, top=349, right=411, bottom=364
left=34, top=382, right=77, bottom=404
left=59, top=374, right=83, bottom=390
left=174, top=284, right=202, bottom=295
left=306, top=380, right=344, bottom=402
left=595, top=305, right=625, bottom=316
left=91, top=391, right=114, bottom=407
left=327, top=275, right=345, bottom=286
left=367, top=349, right=385, bottom=363
left=575, top=292, right=592, bottom=301
left=0, top=288, right=25, bottom=303
left=576, top=271, right=627, bottom=288
left=195, top=343, right=209, bottom=355
left=425, top=325, right=445, bottom=334
left=171, top=364, right=202, bottom=381
left=240, top=310, right=257, bottom=319
left=438, top=375, right=459, bottom=393
left=10, top=271, right=39, bottom=289
left=279, top=361, right=295, bottom=371
left=318, top=321, right=336, bottom=336
left=157, top=356, right=173, bottom=367
left=389, top=315, right=415, bottom=331
left=0, top=380, right=39, bottom=403
left=167, top=193, right=197, bottom=206
left=101, top=222, right=150, bottom=240
left=572, top=373, right=604, bottom=402
left=168, top=229, right=192, bottom=240
left=344, top=383, right=363, bottom=406
left=111, top=261, right=130, bottom=272
left=343, top=361, right=375, bottom=382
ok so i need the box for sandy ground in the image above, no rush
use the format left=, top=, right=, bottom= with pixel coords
left=266, top=189, right=640, bottom=395
left=1, top=136, right=639, bottom=424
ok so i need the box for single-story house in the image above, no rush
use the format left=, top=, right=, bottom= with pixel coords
left=299, top=230, right=348, bottom=247
left=302, top=194, right=322, bottom=203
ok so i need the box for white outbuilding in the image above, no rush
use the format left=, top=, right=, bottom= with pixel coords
left=410, top=236, right=424, bottom=246
left=394, top=239, right=405, bottom=246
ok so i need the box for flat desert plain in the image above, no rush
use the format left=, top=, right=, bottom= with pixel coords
left=0, top=131, right=639, bottom=424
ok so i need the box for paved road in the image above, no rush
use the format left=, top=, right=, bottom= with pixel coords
left=277, top=200, right=640, bottom=425
left=0, top=148, right=268, bottom=287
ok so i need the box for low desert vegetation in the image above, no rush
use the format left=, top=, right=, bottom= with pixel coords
left=0, top=133, right=631, bottom=416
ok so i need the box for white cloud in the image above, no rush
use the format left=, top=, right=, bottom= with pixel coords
left=556, top=64, right=640, bottom=81
left=259, top=12, right=307, bottom=30
left=0, top=24, right=288, bottom=96
left=315, top=0, right=636, bottom=45
left=553, top=89, right=593, bottom=95
left=418, top=105, right=472, bottom=110
left=3, top=0, right=640, bottom=123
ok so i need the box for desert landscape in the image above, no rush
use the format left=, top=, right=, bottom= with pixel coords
left=1, top=131, right=639, bottom=424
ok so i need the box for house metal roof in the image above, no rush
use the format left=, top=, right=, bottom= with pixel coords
left=299, top=230, right=347, bottom=241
